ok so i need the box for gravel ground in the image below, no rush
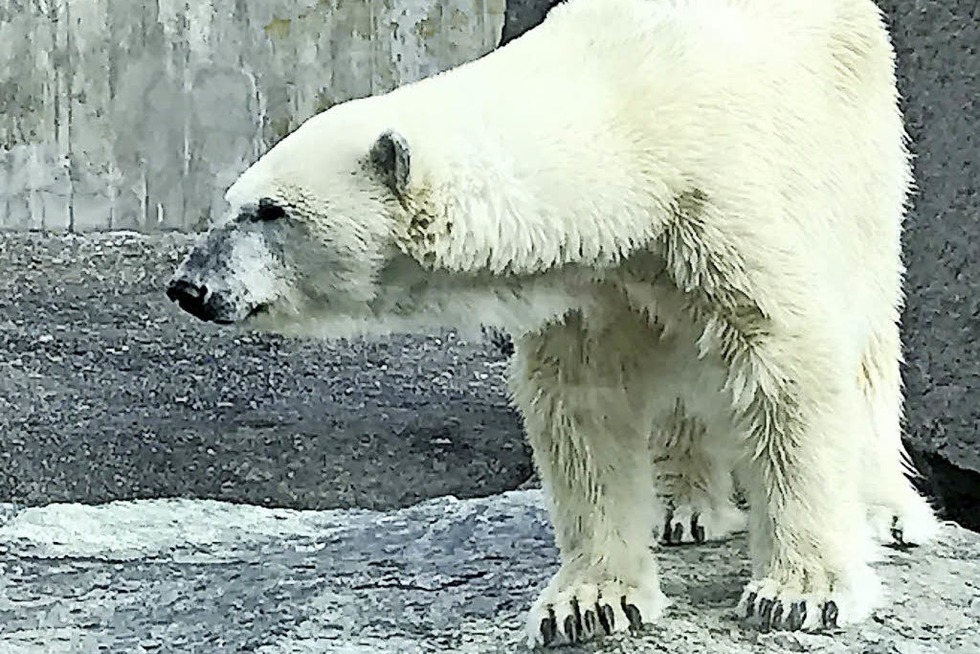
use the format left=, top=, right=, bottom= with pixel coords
left=0, top=232, right=532, bottom=511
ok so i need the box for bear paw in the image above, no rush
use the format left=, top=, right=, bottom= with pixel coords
left=658, top=502, right=747, bottom=546
left=868, top=498, right=939, bottom=550
left=738, top=576, right=875, bottom=633
left=526, top=573, right=667, bottom=648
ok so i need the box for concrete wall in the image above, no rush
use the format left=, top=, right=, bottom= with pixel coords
left=0, top=0, right=504, bottom=232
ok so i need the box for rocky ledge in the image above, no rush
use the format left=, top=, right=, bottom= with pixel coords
left=1, top=490, right=977, bottom=653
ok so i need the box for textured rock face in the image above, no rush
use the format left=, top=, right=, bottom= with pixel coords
left=499, top=0, right=562, bottom=45
left=1, top=491, right=978, bottom=653
left=0, top=0, right=504, bottom=232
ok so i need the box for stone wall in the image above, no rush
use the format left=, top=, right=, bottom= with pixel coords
left=0, top=0, right=504, bottom=232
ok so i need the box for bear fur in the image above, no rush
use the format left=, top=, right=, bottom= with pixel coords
left=168, top=0, right=940, bottom=647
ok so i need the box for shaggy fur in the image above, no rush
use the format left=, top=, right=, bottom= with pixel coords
left=168, top=0, right=939, bottom=648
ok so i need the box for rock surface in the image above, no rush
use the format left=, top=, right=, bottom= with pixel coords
left=1, top=490, right=977, bottom=653
left=499, top=0, right=562, bottom=45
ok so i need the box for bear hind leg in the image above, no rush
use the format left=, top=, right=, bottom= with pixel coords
left=652, top=400, right=746, bottom=546
left=859, top=325, right=939, bottom=548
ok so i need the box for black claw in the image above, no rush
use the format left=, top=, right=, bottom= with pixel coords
left=887, top=515, right=917, bottom=550
left=770, top=602, right=784, bottom=630
left=787, top=601, right=806, bottom=630
left=541, top=607, right=557, bottom=646
left=671, top=521, right=684, bottom=543
left=662, top=512, right=675, bottom=544
left=583, top=609, right=599, bottom=637
left=563, top=614, right=580, bottom=643
left=569, top=598, right=584, bottom=641
left=622, top=598, right=643, bottom=630
left=821, top=601, right=839, bottom=629
left=598, top=603, right=616, bottom=634
left=744, top=592, right=758, bottom=617
left=891, top=516, right=905, bottom=544
left=759, top=598, right=775, bottom=632
left=690, top=513, right=705, bottom=543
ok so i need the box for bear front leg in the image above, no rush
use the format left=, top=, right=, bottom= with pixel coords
left=511, top=311, right=668, bottom=648
left=732, top=334, right=881, bottom=632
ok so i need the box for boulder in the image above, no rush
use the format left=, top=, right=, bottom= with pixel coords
left=500, top=0, right=563, bottom=45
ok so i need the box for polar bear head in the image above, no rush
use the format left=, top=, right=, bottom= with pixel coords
left=168, top=79, right=603, bottom=337
left=166, top=99, right=431, bottom=333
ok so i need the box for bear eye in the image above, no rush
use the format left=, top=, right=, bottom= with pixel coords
left=253, top=198, right=287, bottom=222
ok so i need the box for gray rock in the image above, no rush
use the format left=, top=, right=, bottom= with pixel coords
left=500, top=0, right=563, bottom=46
left=1, top=490, right=977, bottom=653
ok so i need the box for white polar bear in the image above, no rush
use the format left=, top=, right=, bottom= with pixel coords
left=167, top=0, right=940, bottom=647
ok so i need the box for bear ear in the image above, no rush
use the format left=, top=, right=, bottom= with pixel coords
left=369, top=130, right=411, bottom=197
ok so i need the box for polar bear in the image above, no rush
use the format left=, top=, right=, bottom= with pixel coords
left=167, top=0, right=939, bottom=647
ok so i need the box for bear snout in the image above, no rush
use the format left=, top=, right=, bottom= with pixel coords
left=166, top=278, right=235, bottom=325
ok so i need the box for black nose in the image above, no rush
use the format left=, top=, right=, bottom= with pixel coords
left=166, top=278, right=214, bottom=322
